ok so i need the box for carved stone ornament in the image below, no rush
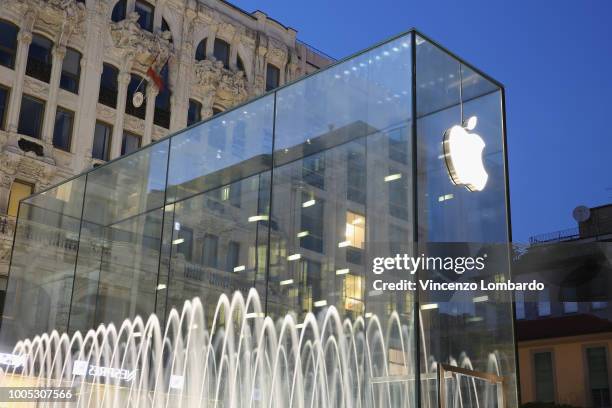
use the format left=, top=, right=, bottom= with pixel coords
left=110, top=12, right=174, bottom=68
left=193, top=59, right=248, bottom=106
left=18, top=0, right=86, bottom=38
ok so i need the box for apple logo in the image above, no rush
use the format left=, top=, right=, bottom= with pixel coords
left=443, top=116, right=488, bottom=192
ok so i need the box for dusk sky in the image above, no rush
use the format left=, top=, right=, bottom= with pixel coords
left=231, top=0, right=611, bottom=243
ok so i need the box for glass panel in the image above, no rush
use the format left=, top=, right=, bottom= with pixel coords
left=69, top=141, right=169, bottom=333
left=166, top=94, right=274, bottom=203
left=60, top=48, right=81, bottom=93
left=18, top=95, right=44, bottom=139
left=0, top=176, right=86, bottom=350
left=164, top=172, right=270, bottom=325
left=26, top=34, right=52, bottom=83
left=0, top=20, right=18, bottom=69
left=99, top=64, right=118, bottom=108
left=52, top=107, right=74, bottom=151
left=121, top=131, right=141, bottom=156
left=271, top=33, right=415, bottom=407
left=415, top=34, right=516, bottom=407
left=92, top=121, right=112, bottom=161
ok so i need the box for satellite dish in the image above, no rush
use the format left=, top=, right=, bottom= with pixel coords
left=573, top=205, right=590, bottom=222
left=132, top=91, right=144, bottom=108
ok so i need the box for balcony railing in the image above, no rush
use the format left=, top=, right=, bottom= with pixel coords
left=529, top=227, right=580, bottom=244
left=25, top=58, right=52, bottom=83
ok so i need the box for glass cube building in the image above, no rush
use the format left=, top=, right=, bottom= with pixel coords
left=1, top=30, right=516, bottom=406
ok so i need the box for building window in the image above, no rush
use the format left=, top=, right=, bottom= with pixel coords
left=302, top=154, right=325, bottom=189
left=345, top=211, right=365, bottom=249
left=347, top=150, right=366, bottom=204
left=18, top=95, right=45, bottom=139
left=213, top=38, right=230, bottom=69
left=126, top=74, right=146, bottom=119
left=60, top=48, right=81, bottom=94
left=26, top=34, right=53, bottom=83
left=592, top=302, right=609, bottom=311
left=135, top=0, right=154, bottom=32
left=266, top=63, right=280, bottom=91
left=344, top=274, right=364, bottom=314
left=201, top=234, right=219, bottom=268
left=226, top=241, right=240, bottom=272
left=99, top=63, right=118, bottom=108
left=537, top=287, right=551, bottom=316
left=92, top=121, right=112, bottom=161
left=0, top=86, right=8, bottom=130
left=7, top=180, right=33, bottom=217
left=299, top=259, right=321, bottom=313
left=153, top=63, right=171, bottom=128
left=52, top=107, right=74, bottom=151
left=195, top=39, right=206, bottom=61
left=562, top=287, right=578, bottom=313
left=237, top=55, right=245, bottom=72
left=515, top=290, right=525, bottom=319
left=176, top=226, right=193, bottom=262
left=388, top=127, right=409, bottom=164
left=187, top=99, right=201, bottom=126
left=388, top=169, right=409, bottom=220
left=300, top=193, right=323, bottom=253
left=534, top=351, right=555, bottom=402
left=121, top=131, right=140, bottom=156
left=587, top=347, right=611, bottom=407
left=111, top=0, right=127, bottom=22
left=0, top=20, right=19, bottom=69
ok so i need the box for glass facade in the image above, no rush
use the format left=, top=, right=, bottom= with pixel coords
left=0, top=31, right=515, bottom=406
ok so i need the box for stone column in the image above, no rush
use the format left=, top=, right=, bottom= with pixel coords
left=6, top=31, right=32, bottom=133
left=142, top=83, right=158, bottom=146
left=41, top=45, right=67, bottom=147
left=205, top=24, right=218, bottom=60
left=110, top=71, right=131, bottom=159
left=73, top=7, right=105, bottom=171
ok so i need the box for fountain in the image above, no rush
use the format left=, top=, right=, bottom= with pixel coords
left=0, top=288, right=506, bottom=407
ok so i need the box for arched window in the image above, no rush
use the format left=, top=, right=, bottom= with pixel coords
left=111, top=0, right=127, bottom=22
left=26, top=34, right=53, bottom=83
left=99, top=63, right=118, bottom=108
left=195, top=39, right=206, bottom=61
left=187, top=99, right=202, bottom=126
left=126, top=73, right=146, bottom=119
left=0, top=20, right=19, bottom=69
left=266, top=63, right=280, bottom=91
left=60, top=47, right=81, bottom=93
left=154, top=63, right=171, bottom=128
left=213, top=38, right=230, bottom=69
left=135, top=0, right=154, bottom=32
left=237, top=55, right=245, bottom=72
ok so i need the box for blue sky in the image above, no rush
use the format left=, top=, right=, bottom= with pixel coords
left=231, top=0, right=611, bottom=242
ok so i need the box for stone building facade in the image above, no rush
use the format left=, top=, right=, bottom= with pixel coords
left=0, top=0, right=332, bottom=294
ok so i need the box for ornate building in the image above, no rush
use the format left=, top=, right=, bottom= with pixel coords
left=0, top=0, right=332, bottom=296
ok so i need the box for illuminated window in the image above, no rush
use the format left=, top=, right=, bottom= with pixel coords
left=345, top=211, right=365, bottom=249
left=8, top=180, right=33, bottom=217
left=344, top=274, right=363, bottom=313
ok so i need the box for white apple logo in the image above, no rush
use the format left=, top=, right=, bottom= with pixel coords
left=443, top=116, right=488, bottom=192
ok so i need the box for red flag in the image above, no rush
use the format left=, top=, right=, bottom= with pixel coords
left=147, top=66, right=164, bottom=92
